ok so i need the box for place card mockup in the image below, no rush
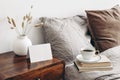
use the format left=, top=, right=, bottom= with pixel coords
left=29, top=43, right=53, bottom=63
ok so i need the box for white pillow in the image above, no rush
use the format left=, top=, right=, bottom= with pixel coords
left=41, top=15, right=94, bottom=64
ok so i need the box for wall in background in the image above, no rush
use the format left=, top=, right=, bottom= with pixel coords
left=0, top=0, right=119, bottom=53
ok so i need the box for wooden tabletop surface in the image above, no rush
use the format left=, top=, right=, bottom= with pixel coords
left=0, top=52, right=63, bottom=80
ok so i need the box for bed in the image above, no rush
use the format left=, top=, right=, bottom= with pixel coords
left=64, top=5, right=120, bottom=80
left=65, top=45, right=120, bottom=80
left=38, top=5, right=120, bottom=80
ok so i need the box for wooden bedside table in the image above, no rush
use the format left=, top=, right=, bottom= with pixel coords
left=0, top=52, right=65, bottom=80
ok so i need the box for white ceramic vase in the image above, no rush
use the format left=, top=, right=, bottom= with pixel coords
left=13, top=35, right=32, bottom=56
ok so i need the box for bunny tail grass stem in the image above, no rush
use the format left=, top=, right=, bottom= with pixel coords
left=23, top=22, right=29, bottom=35
left=15, top=27, right=21, bottom=35
left=26, top=25, right=33, bottom=35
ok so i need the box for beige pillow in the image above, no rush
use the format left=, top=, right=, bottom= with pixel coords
left=86, top=6, right=120, bottom=52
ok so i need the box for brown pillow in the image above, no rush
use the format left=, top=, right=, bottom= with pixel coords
left=86, top=6, right=120, bottom=52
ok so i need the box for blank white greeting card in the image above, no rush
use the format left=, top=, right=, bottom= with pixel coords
left=29, top=43, right=53, bottom=63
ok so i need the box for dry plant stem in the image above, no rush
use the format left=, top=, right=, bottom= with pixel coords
left=22, top=21, right=26, bottom=35
left=22, top=11, right=32, bottom=35
left=23, top=20, right=30, bottom=35
left=23, top=23, right=28, bottom=35
left=26, top=25, right=33, bottom=35
left=15, top=26, right=21, bottom=35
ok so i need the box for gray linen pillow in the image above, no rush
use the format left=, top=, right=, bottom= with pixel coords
left=40, top=15, right=94, bottom=64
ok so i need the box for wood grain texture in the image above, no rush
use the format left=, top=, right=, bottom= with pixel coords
left=0, top=52, right=65, bottom=80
